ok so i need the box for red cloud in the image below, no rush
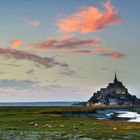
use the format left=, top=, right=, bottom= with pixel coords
left=10, top=39, right=23, bottom=48
left=102, top=51, right=125, bottom=58
left=57, top=0, right=122, bottom=33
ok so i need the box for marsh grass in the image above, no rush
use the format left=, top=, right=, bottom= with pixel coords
left=0, top=106, right=139, bottom=139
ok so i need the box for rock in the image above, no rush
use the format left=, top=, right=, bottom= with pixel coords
left=113, top=127, right=117, bottom=130
left=34, top=123, right=38, bottom=127
left=60, top=124, right=64, bottom=128
left=29, top=122, right=34, bottom=125
left=79, top=121, right=84, bottom=125
left=73, top=125, right=78, bottom=130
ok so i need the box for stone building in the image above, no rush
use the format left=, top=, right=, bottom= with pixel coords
left=87, top=73, right=140, bottom=106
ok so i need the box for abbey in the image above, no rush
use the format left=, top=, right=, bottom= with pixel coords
left=87, top=73, right=140, bottom=106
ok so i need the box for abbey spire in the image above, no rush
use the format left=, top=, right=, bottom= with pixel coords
left=114, top=72, right=118, bottom=83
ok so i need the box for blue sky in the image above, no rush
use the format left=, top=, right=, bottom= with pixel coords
left=0, top=0, right=140, bottom=102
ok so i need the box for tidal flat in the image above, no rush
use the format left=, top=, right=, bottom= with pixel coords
left=0, top=106, right=139, bottom=140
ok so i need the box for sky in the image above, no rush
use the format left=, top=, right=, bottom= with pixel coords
left=0, top=0, right=140, bottom=102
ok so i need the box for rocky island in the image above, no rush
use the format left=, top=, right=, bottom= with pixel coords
left=87, top=73, right=140, bottom=106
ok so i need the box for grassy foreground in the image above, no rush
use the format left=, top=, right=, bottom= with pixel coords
left=0, top=106, right=139, bottom=140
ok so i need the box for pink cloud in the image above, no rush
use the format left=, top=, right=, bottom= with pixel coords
left=10, top=39, right=23, bottom=48
left=25, top=19, right=40, bottom=27
left=57, top=0, right=122, bottom=33
left=28, top=36, right=124, bottom=59
left=102, top=51, right=125, bottom=58
left=29, top=36, right=102, bottom=52
left=75, top=47, right=112, bottom=55
left=0, top=48, right=69, bottom=68
left=73, top=48, right=125, bottom=59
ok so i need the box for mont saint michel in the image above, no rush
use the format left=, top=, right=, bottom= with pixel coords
left=87, top=73, right=140, bottom=106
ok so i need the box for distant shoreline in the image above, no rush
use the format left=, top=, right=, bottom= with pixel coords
left=0, top=101, right=84, bottom=106
left=0, top=101, right=139, bottom=107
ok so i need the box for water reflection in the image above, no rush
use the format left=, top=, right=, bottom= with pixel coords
left=94, top=108, right=140, bottom=122
left=116, top=111, right=140, bottom=122
left=66, top=108, right=140, bottom=122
